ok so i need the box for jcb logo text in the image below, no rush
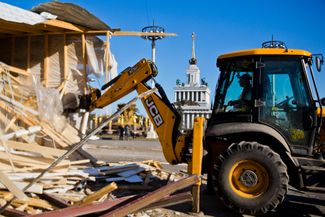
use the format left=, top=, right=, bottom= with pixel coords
left=145, top=97, right=164, bottom=127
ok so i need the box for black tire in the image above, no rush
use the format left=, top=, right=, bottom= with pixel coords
left=213, top=141, right=289, bottom=215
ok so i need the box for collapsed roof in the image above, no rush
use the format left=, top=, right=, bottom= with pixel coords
left=31, top=1, right=111, bottom=31
left=0, top=2, right=111, bottom=38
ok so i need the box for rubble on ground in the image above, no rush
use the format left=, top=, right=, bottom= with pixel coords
left=0, top=62, right=195, bottom=216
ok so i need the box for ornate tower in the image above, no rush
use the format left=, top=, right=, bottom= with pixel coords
left=174, top=33, right=211, bottom=130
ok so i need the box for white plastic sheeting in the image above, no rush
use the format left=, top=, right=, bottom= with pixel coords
left=0, top=2, right=45, bottom=25
left=32, top=75, right=67, bottom=132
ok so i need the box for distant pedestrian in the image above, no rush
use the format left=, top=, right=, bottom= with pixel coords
left=118, top=125, right=124, bottom=140
left=124, top=125, right=130, bottom=140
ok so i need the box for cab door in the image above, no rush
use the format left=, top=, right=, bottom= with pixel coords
left=258, top=56, right=317, bottom=155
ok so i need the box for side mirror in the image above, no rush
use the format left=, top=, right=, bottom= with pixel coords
left=316, top=56, right=322, bottom=72
left=313, top=54, right=324, bottom=72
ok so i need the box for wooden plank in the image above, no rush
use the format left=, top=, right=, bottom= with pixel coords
left=0, top=109, right=29, bottom=142
left=0, top=181, right=43, bottom=194
left=60, top=124, right=80, bottom=143
left=112, top=31, right=177, bottom=37
left=12, top=197, right=53, bottom=210
left=38, top=193, right=69, bottom=208
left=42, top=20, right=85, bottom=32
left=44, top=34, right=49, bottom=87
left=4, top=116, right=17, bottom=133
left=6, top=73, right=22, bottom=85
left=38, top=122, right=70, bottom=148
left=82, top=33, right=87, bottom=84
left=6, top=170, right=89, bottom=182
left=0, top=171, right=28, bottom=200
left=100, top=175, right=199, bottom=217
left=0, top=152, right=71, bottom=168
left=28, top=195, right=136, bottom=217
left=63, top=34, right=68, bottom=82
left=117, top=184, right=153, bottom=191
left=0, top=20, right=44, bottom=34
left=0, top=94, right=38, bottom=115
left=3, top=140, right=66, bottom=158
left=0, top=190, right=13, bottom=200
left=7, top=65, right=29, bottom=77
left=74, top=182, right=117, bottom=206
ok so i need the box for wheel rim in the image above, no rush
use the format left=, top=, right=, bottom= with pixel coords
left=228, top=160, right=269, bottom=198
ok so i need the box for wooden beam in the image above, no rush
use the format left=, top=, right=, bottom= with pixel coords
left=0, top=94, right=39, bottom=115
left=0, top=171, right=28, bottom=200
left=7, top=65, right=29, bottom=77
left=0, top=108, right=30, bottom=142
left=44, top=35, right=49, bottom=87
left=63, top=34, right=68, bottom=80
left=3, top=140, right=66, bottom=158
left=100, top=175, right=199, bottom=217
left=82, top=34, right=87, bottom=85
left=0, top=28, right=22, bottom=36
left=112, top=31, right=177, bottom=37
left=0, top=20, right=71, bottom=35
left=0, top=20, right=44, bottom=34
left=28, top=195, right=136, bottom=217
left=0, top=180, right=43, bottom=194
left=4, top=116, right=17, bottom=133
left=74, top=182, right=117, bottom=206
left=42, top=20, right=86, bottom=32
left=12, top=197, right=53, bottom=210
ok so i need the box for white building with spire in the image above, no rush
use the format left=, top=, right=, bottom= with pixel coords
left=174, top=33, right=211, bottom=130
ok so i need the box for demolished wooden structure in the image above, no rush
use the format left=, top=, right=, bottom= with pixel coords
left=0, top=2, right=196, bottom=216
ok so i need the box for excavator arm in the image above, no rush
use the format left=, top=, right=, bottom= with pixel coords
left=81, top=59, right=189, bottom=164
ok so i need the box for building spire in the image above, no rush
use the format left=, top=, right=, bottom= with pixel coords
left=189, top=32, right=197, bottom=65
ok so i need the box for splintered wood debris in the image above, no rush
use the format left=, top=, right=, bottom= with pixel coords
left=0, top=160, right=191, bottom=216
left=0, top=62, right=195, bottom=216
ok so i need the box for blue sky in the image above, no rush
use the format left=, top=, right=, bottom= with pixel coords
left=4, top=0, right=325, bottom=115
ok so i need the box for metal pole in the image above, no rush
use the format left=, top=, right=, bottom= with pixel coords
left=147, top=39, right=158, bottom=138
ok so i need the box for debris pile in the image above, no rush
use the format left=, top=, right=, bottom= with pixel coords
left=0, top=63, right=197, bottom=216
left=0, top=160, right=193, bottom=216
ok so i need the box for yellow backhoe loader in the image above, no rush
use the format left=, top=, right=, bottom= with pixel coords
left=80, top=40, right=324, bottom=215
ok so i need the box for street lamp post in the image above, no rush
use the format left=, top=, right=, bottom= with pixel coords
left=141, top=24, right=165, bottom=139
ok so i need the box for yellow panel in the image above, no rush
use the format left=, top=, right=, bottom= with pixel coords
left=189, top=117, right=204, bottom=181
left=218, top=48, right=312, bottom=60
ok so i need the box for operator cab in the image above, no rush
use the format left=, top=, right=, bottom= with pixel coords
left=211, top=41, right=323, bottom=155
